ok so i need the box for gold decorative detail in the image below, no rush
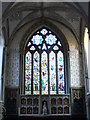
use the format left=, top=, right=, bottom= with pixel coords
left=21, top=107, right=26, bottom=114
left=21, top=98, right=26, bottom=105
left=51, top=98, right=56, bottom=105
left=27, top=107, right=32, bottom=114
left=58, top=107, right=63, bottom=114
left=33, top=107, right=38, bottom=114
left=33, top=98, right=38, bottom=106
left=51, top=107, right=56, bottom=114
left=57, top=98, right=62, bottom=105
left=27, top=98, right=32, bottom=105
left=64, top=98, right=69, bottom=105
left=64, top=107, right=69, bottom=114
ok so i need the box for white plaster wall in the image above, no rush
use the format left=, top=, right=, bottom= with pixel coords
left=9, top=11, right=32, bottom=37
left=8, top=22, right=34, bottom=50
left=55, top=11, right=80, bottom=37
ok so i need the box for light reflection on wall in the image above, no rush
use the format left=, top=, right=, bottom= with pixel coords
left=84, top=27, right=90, bottom=93
left=0, top=33, right=4, bottom=99
left=84, top=27, right=88, bottom=66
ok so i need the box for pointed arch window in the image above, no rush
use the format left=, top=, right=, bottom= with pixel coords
left=25, top=27, right=65, bottom=95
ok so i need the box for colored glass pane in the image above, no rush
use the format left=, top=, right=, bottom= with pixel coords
left=30, top=46, right=35, bottom=50
left=48, top=46, right=50, bottom=49
left=38, top=46, right=41, bottom=49
left=42, top=43, right=47, bottom=50
left=57, top=51, right=64, bottom=94
left=49, top=51, right=56, bottom=94
left=41, top=28, right=48, bottom=35
left=53, top=45, right=59, bottom=50
left=25, top=51, right=32, bottom=95
left=33, top=51, right=40, bottom=94
left=41, top=51, right=48, bottom=94
left=31, top=35, right=43, bottom=45
left=45, top=34, right=57, bottom=45
left=27, top=42, right=31, bottom=47
left=58, top=41, right=61, bottom=46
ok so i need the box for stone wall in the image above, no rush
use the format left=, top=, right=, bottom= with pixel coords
left=6, top=49, right=19, bottom=87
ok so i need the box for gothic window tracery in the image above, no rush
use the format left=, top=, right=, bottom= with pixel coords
left=25, top=27, right=65, bottom=95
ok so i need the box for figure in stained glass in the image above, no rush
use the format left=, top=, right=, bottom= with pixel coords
left=57, top=51, right=64, bottom=94
left=25, top=52, right=32, bottom=95
left=33, top=51, right=40, bottom=94
left=49, top=51, right=56, bottom=94
left=41, top=51, right=48, bottom=94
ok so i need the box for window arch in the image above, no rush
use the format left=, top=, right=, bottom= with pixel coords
left=25, top=27, right=65, bottom=95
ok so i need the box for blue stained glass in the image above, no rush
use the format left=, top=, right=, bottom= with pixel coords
left=31, top=35, right=43, bottom=45
left=25, top=52, right=32, bottom=95
left=49, top=51, right=56, bottom=94
left=41, top=51, right=48, bottom=94
left=45, top=34, right=57, bottom=45
left=33, top=51, right=40, bottom=94
left=57, top=51, right=64, bottom=94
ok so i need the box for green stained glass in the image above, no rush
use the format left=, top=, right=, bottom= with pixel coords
left=57, top=51, right=64, bottom=94
left=25, top=51, right=32, bottom=95
left=49, top=51, right=56, bottom=94
left=41, top=51, right=48, bottom=94
left=33, top=51, right=40, bottom=94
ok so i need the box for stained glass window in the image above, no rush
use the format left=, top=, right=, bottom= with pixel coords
left=41, top=51, right=48, bottom=94
left=49, top=51, right=56, bottom=94
left=25, top=27, right=65, bottom=95
left=33, top=51, right=40, bottom=94
left=25, top=52, right=32, bottom=95
left=57, top=51, right=64, bottom=94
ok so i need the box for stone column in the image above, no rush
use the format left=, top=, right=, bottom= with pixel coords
left=0, top=43, right=4, bottom=120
